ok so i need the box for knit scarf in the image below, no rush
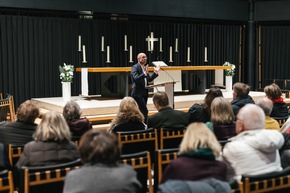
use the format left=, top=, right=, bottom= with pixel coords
left=272, top=97, right=284, bottom=103
left=179, top=148, right=215, bottom=160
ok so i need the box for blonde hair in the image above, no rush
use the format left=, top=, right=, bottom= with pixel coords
left=110, top=97, right=144, bottom=127
left=210, top=97, right=235, bottom=124
left=179, top=123, right=221, bottom=158
left=33, top=111, right=71, bottom=142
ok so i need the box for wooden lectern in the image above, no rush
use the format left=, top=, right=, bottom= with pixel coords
left=147, top=81, right=177, bottom=109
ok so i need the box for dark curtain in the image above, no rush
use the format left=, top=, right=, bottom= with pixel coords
left=259, top=25, right=290, bottom=88
left=0, top=13, right=242, bottom=108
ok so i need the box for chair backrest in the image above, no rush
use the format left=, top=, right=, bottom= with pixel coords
left=19, top=159, right=82, bottom=193
left=154, top=148, right=179, bottom=193
left=272, top=116, right=289, bottom=128
left=7, top=144, right=24, bottom=168
left=157, top=128, right=186, bottom=149
left=229, top=179, right=244, bottom=193
left=242, top=166, right=290, bottom=193
left=117, top=128, right=158, bottom=159
left=120, top=151, right=153, bottom=193
left=0, top=95, right=16, bottom=122
left=0, top=170, right=13, bottom=193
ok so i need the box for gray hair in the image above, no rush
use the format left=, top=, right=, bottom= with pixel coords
left=237, top=104, right=265, bottom=130
left=256, top=97, right=273, bottom=116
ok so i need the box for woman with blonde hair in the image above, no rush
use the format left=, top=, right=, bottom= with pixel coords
left=109, top=96, right=146, bottom=133
left=16, top=111, right=79, bottom=168
left=264, top=83, right=289, bottom=117
left=206, top=97, right=236, bottom=140
left=161, top=122, right=227, bottom=183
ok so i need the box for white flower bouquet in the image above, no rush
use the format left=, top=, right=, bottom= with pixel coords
left=59, top=63, right=74, bottom=82
left=223, top=61, right=235, bottom=77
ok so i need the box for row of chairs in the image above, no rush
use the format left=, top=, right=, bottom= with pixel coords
left=0, top=94, right=16, bottom=122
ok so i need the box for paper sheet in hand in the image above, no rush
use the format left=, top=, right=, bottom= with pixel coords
left=152, top=61, right=168, bottom=67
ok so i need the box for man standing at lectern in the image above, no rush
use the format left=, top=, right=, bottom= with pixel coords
left=131, top=53, right=160, bottom=122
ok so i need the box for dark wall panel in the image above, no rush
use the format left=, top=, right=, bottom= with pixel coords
left=0, top=0, right=248, bottom=21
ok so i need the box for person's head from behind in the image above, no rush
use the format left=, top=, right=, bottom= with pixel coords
left=235, top=104, right=265, bottom=134
left=256, top=97, right=273, bottom=116
left=179, top=122, right=221, bottom=158
left=17, top=100, right=40, bottom=124
left=204, top=88, right=223, bottom=110
left=63, top=100, right=82, bottom=122
left=264, top=83, right=282, bottom=100
left=152, top=91, right=169, bottom=111
left=118, top=96, right=144, bottom=122
left=210, top=97, right=235, bottom=124
left=33, top=111, right=71, bottom=142
left=78, top=130, right=121, bottom=165
left=233, top=82, right=250, bottom=99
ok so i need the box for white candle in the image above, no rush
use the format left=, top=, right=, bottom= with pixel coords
left=159, top=38, right=162, bottom=52
left=129, top=45, right=133, bottom=62
left=124, top=35, right=128, bottom=51
left=175, top=38, right=178, bottom=52
left=107, top=46, right=110, bottom=62
left=78, top=35, right=81, bottom=51
left=205, top=47, right=208, bottom=62
left=147, top=36, right=150, bottom=51
left=82, top=45, right=87, bottom=63
left=187, top=47, right=190, bottom=62
left=169, top=46, right=173, bottom=62
left=101, top=36, right=104, bottom=51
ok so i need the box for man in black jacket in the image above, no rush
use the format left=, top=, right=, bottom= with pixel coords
left=147, top=91, right=188, bottom=130
left=130, top=52, right=160, bottom=122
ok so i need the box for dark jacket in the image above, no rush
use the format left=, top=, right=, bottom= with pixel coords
left=147, top=106, right=188, bottom=130
left=110, top=121, right=146, bottom=133
left=158, top=179, right=231, bottom=193
left=231, top=95, right=255, bottom=115
left=0, top=121, right=37, bottom=145
left=280, top=133, right=290, bottom=168
left=161, top=153, right=227, bottom=183
left=68, top=118, right=92, bottom=137
left=271, top=102, right=289, bottom=117
left=131, top=63, right=158, bottom=98
left=16, top=140, right=79, bottom=169
left=188, top=103, right=210, bottom=123
left=213, top=122, right=236, bottom=141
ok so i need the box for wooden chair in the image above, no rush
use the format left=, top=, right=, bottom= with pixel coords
left=272, top=116, right=289, bottom=128
left=230, top=179, right=244, bottom=193
left=0, top=95, right=16, bottom=122
left=153, top=148, right=179, bottom=193
left=120, top=151, right=153, bottom=193
left=0, top=170, right=14, bottom=193
left=157, top=128, right=186, bottom=149
left=242, top=166, right=290, bottom=193
left=7, top=144, right=24, bottom=168
left=19, top=159, right=82, bottom=193
left=117, top=128, right=158, bottom=160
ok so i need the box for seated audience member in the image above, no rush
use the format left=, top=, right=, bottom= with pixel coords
left=63, top=130, right=141, bottom=193
left=0, top=143, right=9, bottom=170
left=63, top=100, right=92, bottom=138
left=281, top=117, right=290, bottom=133
left=147, top=91, right=188, bottom=130
left=158, top=179, right=231, bottom=193
left=231, top=82, right=255, bottom=115
left=256, top=97, right=280, bottom=130
left=205, top=97, right=236, bottom=140
left=16, top=111, right=79, bottom=169
left=264, top=83, right=289, bottom=117
left=222, top=104, right=284, bottom=181
left=109, top=96, right=146, bottom=133
left=188, top=87, right=223, bottom=123
left=279, top=133, right=290, bottom=168
left=161, top=122, right=227, bottom=183
left=0, top=100, right=39, bottom=145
